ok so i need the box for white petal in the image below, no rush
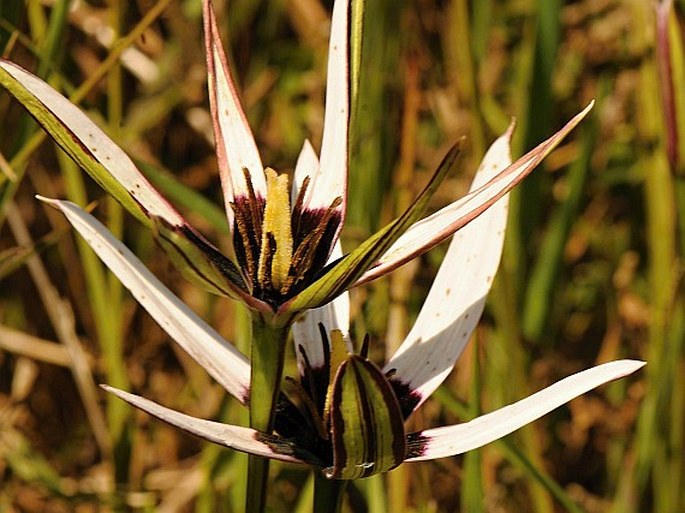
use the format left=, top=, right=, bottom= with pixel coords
left=203, top=0, right=265, bottom=225
left=291, top=139, right=320, bottom=206
left=40, top=198, right=251, bottom=403
left=292, top=241, right=351, bottom=375
left=406, top=360, right=645, bottom=461
left=304, top=0, right=348, bottom=224
left=358, top=102, right=594, bottom=285
left=0, top=60, right=186, bottom=227
left=383, top=126, right=513, bottom=413
left=103, top=385, right=313, bottom=464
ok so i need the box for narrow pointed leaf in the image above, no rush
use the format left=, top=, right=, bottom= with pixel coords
left=292, top=241, right=351, bottom=376
left=327, top=356, right=406, bottom=479
left=40, top=197, right=251, bottom=404
left=103, top=385, right=321, bottom=465
left=357, top=102, right=594, bottom=285
left=405, top=360, right=645, bottom=461
left=0, top=60, right=182, bottom=229
left=384, top=126, right=513, bottom=418
left=203, top=0, right=265, bottom=229
left=282, top=142, right=463, bottom=315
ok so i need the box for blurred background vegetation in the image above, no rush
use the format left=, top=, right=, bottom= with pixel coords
left=0, top=0, right=683, bottom=511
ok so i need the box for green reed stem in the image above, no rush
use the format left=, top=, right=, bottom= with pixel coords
left=634, top=5, right=678, bottom=504
left=104, top=0, right=129, bottom=489
left=36, top=0, right=69, bottom=78
left=522, top=105, right=597, bottom=341
left=348, top=0, right=397, bottom=232
left=461, top=344, right=484, bottom=513
left=313, top=473, right=348, bottom=513
left=365, top=473, right=387, bottom=513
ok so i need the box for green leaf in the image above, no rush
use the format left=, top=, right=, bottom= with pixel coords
left=327, top=355, right=406, bottom=480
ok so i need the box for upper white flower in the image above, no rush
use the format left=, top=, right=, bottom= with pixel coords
left=0, top=0, right=592, bottom=323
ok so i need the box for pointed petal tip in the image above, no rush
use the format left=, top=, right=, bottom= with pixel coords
left=505, top=118, right=517, bottom=138
left=0, top=58, right=16, bottom=71
left=611, top=359, right=646, bottom=375
left=100, top=383, right=316, bottom=465
left=576, top=100, right=595, bottom=121
left=35, top=194, right=56, bottom=205
left=406, top=358, right=645, bottom=461
left=203, top=0, right=265, bottom=205
left=302, top=138, right=315, bottom=151
left=101, top=383, right=126, bottom=399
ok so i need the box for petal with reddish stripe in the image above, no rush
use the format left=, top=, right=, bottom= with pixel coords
left=0, top=60, right=249, bottom=298
left=203, top=0, right=265, bottom=227
left=358, top=102, right=594, bottom=285
left=305, top=0, right=349, bottom=232
left=103, top=385, right=321, bottom=465
left=0, top=60, right=183, bottom=229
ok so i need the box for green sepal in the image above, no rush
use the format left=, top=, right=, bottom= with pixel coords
left=150, top=217, right=269, bottom=312
left=136, top=159, right=229, bottom=233
left=281, top=142, right=463, bottom=316
left=326, top=355, right=406, bottom=480
left=0, top=64, right=150, bottom=227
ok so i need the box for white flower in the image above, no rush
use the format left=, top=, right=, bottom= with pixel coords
left=0, top=0, right=592, bottom=324
left=36, top=129, right=642, bottom=479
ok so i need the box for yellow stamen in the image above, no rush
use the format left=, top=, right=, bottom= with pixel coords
left=259, top=168, right=293, bottom=291
left=324, top=329, right=349, bottom=421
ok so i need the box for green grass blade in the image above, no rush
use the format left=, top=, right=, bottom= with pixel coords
left=137, top=160, right=229, bottom=233
left=522, top=105, right=597, bottom=341
left=461, top=345, right=484, bottom=513
left=348, top=0, right=398, bottom=233
left=36, top=0, right=69, bottom=78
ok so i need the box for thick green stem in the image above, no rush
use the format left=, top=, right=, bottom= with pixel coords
left=313, top=472, right=348, bottom=513
left=246, top=315, right=290, bottom=513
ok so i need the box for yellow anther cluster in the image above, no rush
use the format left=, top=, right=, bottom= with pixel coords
left=259, top=168, right=294, bottom=291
